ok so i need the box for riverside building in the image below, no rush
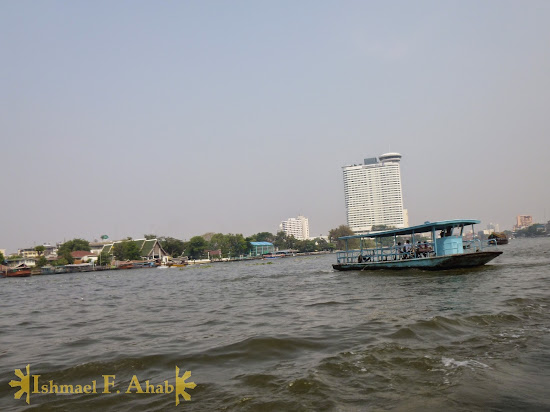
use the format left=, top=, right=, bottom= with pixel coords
left=279, top=215, right=310, bottom=240
left=342, top=152, right=407, bottom=233
left=514, top=215, right=533, bottom=231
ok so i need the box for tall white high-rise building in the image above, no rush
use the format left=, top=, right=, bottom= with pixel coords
left=279, top=215, right=310, bottom=240
left=342, top=152, right=406, bottom=233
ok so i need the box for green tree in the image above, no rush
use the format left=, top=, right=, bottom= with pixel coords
left=159, top=237, right=185, bottom=257
left=59, top=251, right=74, bottom=264
left=328, top=225, right=359, bottom=250
left=186, top=236, right=208, bottom=259
left=35, top=245, right=46, bottom=256
left=201, top=232, right=216, bottom=242
left=273, top=231, right=288, bottom=249
left=226, top=234, right=250, bottom=257
left=113, top=240, right=142, bottom=261
left=315, top=238, right=335, bottom=251
left=208, top=233, right=230, bottom=257
left=0, top=251, right=5, bottom=264
left=125, top=241, right=142, bottom=260
left=249, top=232, right=275, bottom=243
left=54, top=257, right=69, bottom=266
left=58, top=239, right=91, bottom=255
left=296, top=239, right=317, bottom=253
left=144, top=234, right=157, bottom=240
left=517, top=224, right=545, bottom=237
left=199, top=233, right=254, bottom=257
left=36, top=256, right=48, bottom=267
left=285, top=235, right=299, bottom=250
left=98, top=251, right=112, bottom=266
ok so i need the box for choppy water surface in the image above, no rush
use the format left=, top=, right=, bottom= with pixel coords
left=1, top=238, right=549, bottom=411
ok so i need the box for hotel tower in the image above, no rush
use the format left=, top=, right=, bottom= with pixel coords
left=279, top=215, right=310, bottom=240
left=342, top=152, right=407, bottom=233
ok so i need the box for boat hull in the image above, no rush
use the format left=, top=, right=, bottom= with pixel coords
left=2, top=269, right=32, bottom=277
left=263, top=253, right=285, bottom=259
left=332, top=251, right=503, bottom=271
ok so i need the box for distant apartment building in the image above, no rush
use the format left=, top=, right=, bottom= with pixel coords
left=514, top=215, right=533, bottom=231
left=18, top=244, right=56, bottom=258
left=279, top=215, right=310, bottom=240
left=342, top=152, right=406, bottom=233
left=18, top=248, right=39, bottom=258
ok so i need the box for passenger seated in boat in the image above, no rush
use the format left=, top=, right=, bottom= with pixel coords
left=357, top=254, right=371, bottom=263
left=396, top=242, right=402, bottom=260
left=416, top=241, right=422, bottom=257
left=416, top=241, right=431, bottom=257
left=423, top=241, right=433, bottom=256
left=403, top=240, right=412, bottom=259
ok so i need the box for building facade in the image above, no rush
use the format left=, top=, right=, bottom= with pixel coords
left=342, top=152, right=406, bottom=233
left=249, top=242, right=275, bottom=257
left=279, top=215, right=310, bottom=240
left=514, top=215, right=533, bottom=231
left=100, top=238, right=169, bottom=262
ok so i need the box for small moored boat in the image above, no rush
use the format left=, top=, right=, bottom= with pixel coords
left=333, top=219, right=503, bottom=271
left=132, top=261, right=157, bottom=268
left=2, top=265, right=32, bottom=278
left=263, top=252, right=285, bottom=259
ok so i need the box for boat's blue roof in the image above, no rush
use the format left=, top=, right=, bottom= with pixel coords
left=340, top=219, right=481, bottom=239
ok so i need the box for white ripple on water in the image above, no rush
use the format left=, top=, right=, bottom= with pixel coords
left=441, top=357, right=491, bottom=370
left=498, top=329, right=524, bottom=339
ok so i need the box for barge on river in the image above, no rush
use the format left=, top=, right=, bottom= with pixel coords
left=333, top=219, right=502, bottom=271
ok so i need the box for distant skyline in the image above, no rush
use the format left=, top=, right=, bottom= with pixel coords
left=2, top=1, right=550, bottom=253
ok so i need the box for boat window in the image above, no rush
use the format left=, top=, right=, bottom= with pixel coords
left=439, top=226, right=455, bottom=237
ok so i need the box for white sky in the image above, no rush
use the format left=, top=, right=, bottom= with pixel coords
left=2, top=1, right=550, bottom=252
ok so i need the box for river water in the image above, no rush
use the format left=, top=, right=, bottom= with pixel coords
left=1, top=238, right=549, bottom=411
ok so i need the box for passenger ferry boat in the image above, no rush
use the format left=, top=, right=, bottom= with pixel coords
left=333, top=219, right=502, bottom=271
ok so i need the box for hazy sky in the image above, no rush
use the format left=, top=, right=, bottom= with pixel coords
left=2, top=1, right=550, bottom=252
